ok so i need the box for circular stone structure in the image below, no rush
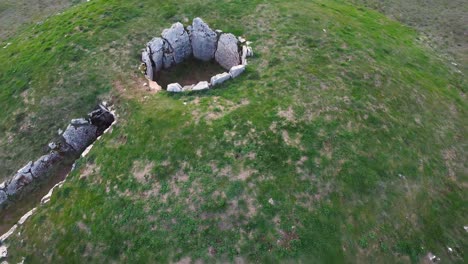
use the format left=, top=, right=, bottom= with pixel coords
left=141, top=18, right=253, bottom=92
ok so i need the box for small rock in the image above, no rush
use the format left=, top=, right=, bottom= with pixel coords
left=238, top=36, right=246, bottom=43
left=241, top=45, right=248, bottom=65
left=464, top=226, right=468, bottom=232
left=143, top=82, right=148, bottom=87
left=148, top=80, right=162, bottom=91
left=48, top=142, right=58, bottom=150
left=167, top=83, right=183, bottom=93
left=210, top=72, right=231, bottom=86
left=192, top=81, right=210, bottom=91
left=215, top=33, right=240, bottom=70
left=246, top=46, right=253, bottom=57
left=268, top=198, right=275, bottom=205
left=229, top=64, right=246, bottom=78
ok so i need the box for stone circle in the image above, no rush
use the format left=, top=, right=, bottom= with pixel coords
left=141, top=18, right=253, bottom=92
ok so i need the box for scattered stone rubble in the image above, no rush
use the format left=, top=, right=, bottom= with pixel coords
left=141, top=17, right=253, bottom=92
left=0, top=104, right=115, bottom=209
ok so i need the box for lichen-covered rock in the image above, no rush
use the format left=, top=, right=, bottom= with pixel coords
left=62, top=119, right=98, bottom=152
left=141, top=48, right=153, bottom=80
left=162, top=22, right=192, bottom=64
left=210, top=72, right=231, bottom=86
left=192, top=81, right=210, bottom=91
left=167, top=83, right=182, bottom=92
left=229, top=64, right=246, bottom=78
left=147, top=37, right=164, bottom=72
left=189, top=17, right=218, bottom=61
left=215, top=33, right=240, bottom=70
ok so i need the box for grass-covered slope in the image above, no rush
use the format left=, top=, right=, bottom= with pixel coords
left=2, top=0, right=467, bottom=262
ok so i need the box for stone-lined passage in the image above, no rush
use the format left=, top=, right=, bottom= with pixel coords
left=0, top=104, right=115, bottom=209
left=141, top=17, right=253, bottom=92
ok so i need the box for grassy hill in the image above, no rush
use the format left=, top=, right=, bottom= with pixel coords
left=1, top=0, right=466, bottom=263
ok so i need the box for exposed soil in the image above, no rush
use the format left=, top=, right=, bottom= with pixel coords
left=155, top=58, right=226, bottom=88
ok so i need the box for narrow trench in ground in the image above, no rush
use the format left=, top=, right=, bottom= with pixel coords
left=154, top=58, right=226, bottom=88
left=0, top=162, right=73, bottom=234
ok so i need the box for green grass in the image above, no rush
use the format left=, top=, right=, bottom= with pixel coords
left=1, top=0, right=467, bottom=263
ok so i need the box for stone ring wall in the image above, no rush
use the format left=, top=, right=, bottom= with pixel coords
left=141, top=18, right=253, bottom=92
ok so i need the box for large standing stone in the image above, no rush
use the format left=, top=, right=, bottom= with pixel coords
left=62, top=119, right=98, bottom=153
left=141, top=48, right=154, bottom=80
left=215, top=33, right=240, bottom=70
left=162, top=40, right=176, bottom=69
left=162, top=22, right=192, bottom=64
left=147, top=37, right=164, bottom=72
left=189, top=17, right=218, bottom=61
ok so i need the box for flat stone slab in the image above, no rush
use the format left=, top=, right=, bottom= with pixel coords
left=229, top=64, right=246, bottom=78
left=167, top=83, right=182, bottom=92
left=210, top=72, right=231, bottom=86
left=192, top=81, right=210, bottom=91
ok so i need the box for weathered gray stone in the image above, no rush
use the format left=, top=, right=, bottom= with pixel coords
left=210, top=72, right=231, bottom=86
left=215, top=33, right=240, bottom=70
left=62, top=119, right=98, bottom=152
left=246, top=46, right=253, bottom=57
left=229, top=64, right=246, bottom=78
left=141, top=48, right=153, bottom=80
left=162, top=22, right=192, bottom=64
left=30, top=152, right=62, bottom=179
left=147, top=37, right=164, bottom=72
left=162, top=40, right=176, bottom=69
left=192, top=81, right=210, bottom=91
left=167, top=83, right=182, bottom=93
left=6, top=172, right=33, bottom=196
left=0, top=190, right=7, bottom=206
left=189, top=17, right=218, bottom=61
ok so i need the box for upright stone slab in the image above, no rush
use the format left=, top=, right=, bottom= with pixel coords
left=189, top=17, right=218, bottom=61
left=215, top=33, right=240, bottom=70
left=162, top=22, right=192, bottom=64
left=162, top=40, right=176, bottom=69
left=141, top=48, right=153, bottom=80
left=147, top=37, right=164, bottom=72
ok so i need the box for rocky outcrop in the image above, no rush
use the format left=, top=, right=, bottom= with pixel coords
left=215, top=33, right=240, bottom=70
left=189, top=17, right=218, bottom=61
left=0, top=104, right=115, bottom=209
